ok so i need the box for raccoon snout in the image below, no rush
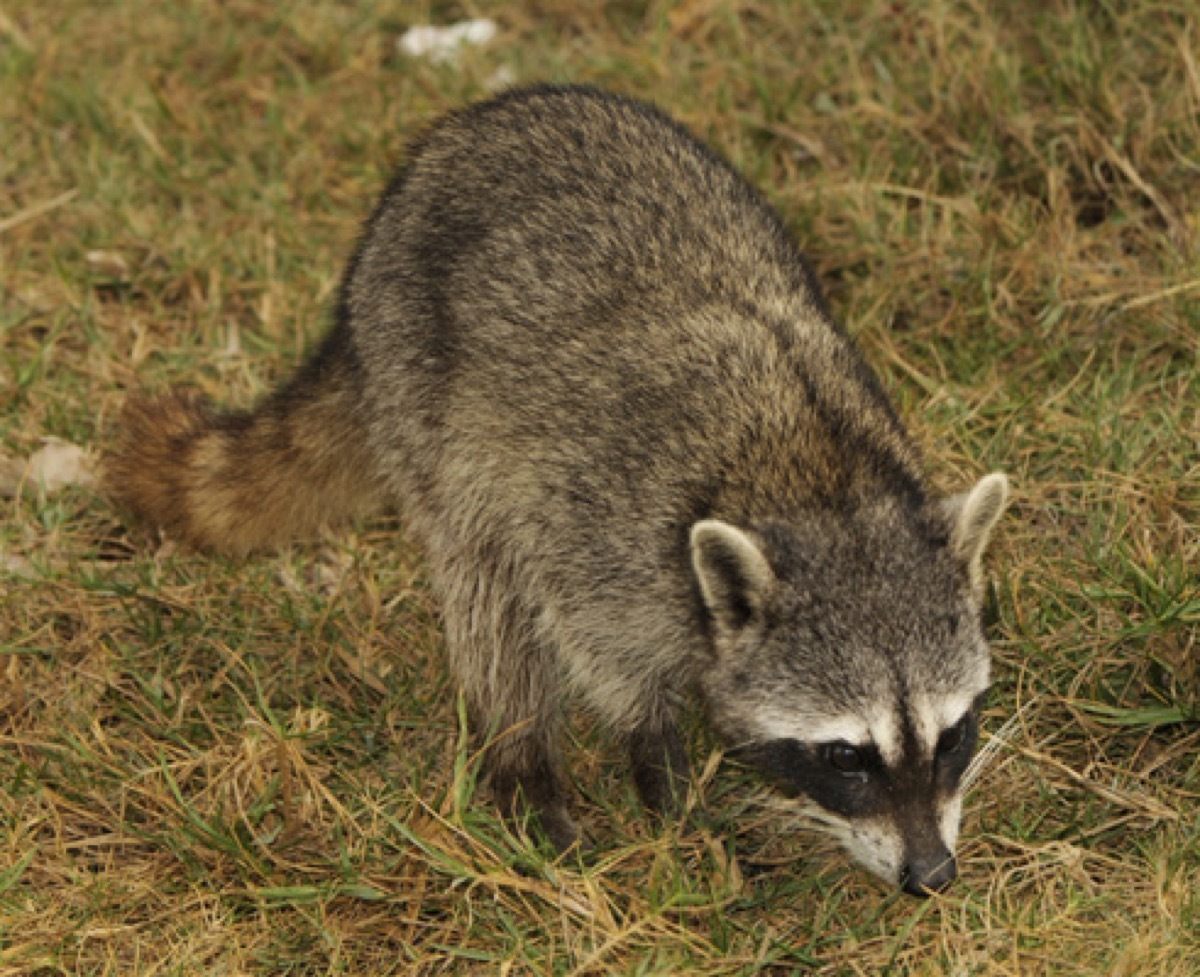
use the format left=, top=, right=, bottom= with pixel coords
left=898, top=849, right=957, bottom=897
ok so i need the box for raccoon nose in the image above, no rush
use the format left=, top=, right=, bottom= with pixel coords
left=899, top=850, right=957, bottom=897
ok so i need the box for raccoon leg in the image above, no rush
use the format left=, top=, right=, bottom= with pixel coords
left=626, top=708, right=692, bottom=817
left=486, top=734, right=580, bottom=854
left=436, top=557, right=580, bottom=853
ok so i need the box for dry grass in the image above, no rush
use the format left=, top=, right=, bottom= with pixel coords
left=2, top=0, right=1198, bottom=973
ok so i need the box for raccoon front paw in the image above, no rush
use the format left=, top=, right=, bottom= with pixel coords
left=628, top=723, right=692, bottom=817
left=491, top=769, right=585, bottom=855
left=534, top=802, right=587, bottom=855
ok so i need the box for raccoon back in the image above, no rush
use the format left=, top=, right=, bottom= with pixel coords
left=349, top=86, right=925, bottom=558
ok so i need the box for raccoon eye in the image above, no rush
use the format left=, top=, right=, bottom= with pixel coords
left=823, top=742, right=865, bottom=774
left=937, top=715, right=969, bottom=755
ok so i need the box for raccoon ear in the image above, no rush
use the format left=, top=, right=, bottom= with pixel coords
left=943, top=473, right=1010, bottom=589
left=690, top=520, right=775, bottom=630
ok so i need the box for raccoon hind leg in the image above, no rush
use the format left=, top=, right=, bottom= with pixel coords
left=435, top=552, right=580, bottom=853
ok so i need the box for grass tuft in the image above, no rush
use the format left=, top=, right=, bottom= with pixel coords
left=2, top=0, right=1197, bottom=973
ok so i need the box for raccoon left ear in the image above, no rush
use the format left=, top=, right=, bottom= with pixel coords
left=942, top=473, right=1010, bottom=589
left=690, top=520, right=775, bottom=631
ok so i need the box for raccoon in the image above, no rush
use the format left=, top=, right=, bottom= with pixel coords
left=106, top=85, right=1009, bottom=896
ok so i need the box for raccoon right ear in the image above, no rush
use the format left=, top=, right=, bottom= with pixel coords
left=942, top=472, right=1010, bottom=593
left=690, top=520, right=775, bottom=630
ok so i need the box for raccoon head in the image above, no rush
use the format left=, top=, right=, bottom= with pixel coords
left=690, top=473, right=1009, bottom=896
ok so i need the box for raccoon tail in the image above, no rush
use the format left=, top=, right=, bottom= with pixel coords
left=105, top=326, right=385, bottom=555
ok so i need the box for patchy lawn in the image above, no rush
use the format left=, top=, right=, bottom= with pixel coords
left=1, top=1, right=1196, bottom=973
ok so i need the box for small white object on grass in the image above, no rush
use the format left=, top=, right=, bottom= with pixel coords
left=0, top=438, right=96, bottom=498
left=397, top=19, right=498, bottom=65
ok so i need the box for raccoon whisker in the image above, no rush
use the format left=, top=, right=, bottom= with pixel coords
left=963, top=704, right=1027, bottom=791
left=760, top=795, right=850, bottom=834
left=798, top=805, right=846, bottom=826
left=803, top=816, right=851, bottom=838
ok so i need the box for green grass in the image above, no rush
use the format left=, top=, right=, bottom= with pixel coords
left=2, top=0, right=1198, bottom=973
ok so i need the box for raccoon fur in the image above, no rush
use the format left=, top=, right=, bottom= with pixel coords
left=106, top=85, right=1010, bottom=896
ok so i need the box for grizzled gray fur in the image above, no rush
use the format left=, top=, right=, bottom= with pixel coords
left=107, top=85, right=1009, bottom=896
